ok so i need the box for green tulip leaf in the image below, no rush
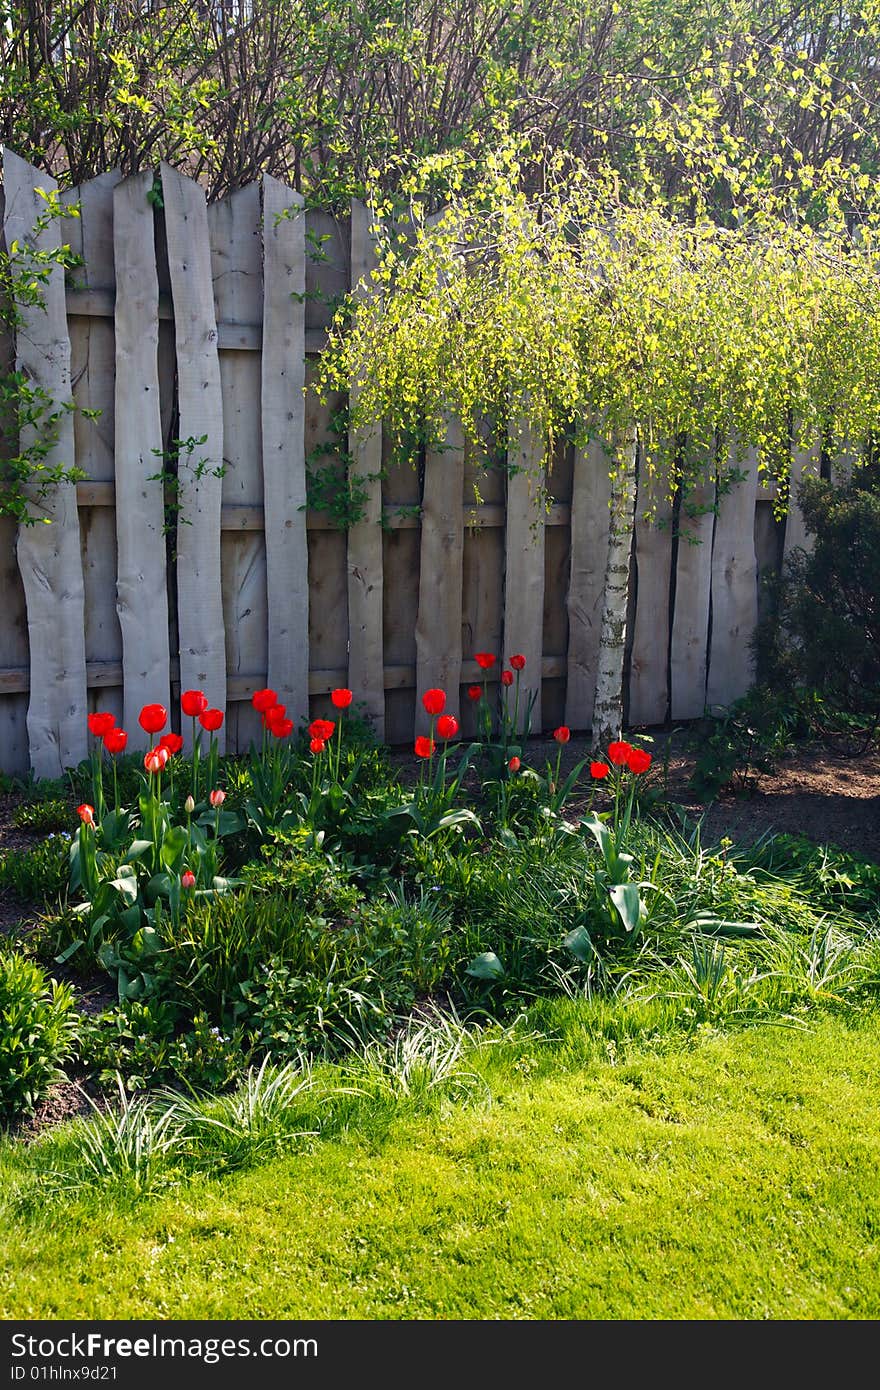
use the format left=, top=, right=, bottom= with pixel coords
left=465, top=951, right=505, bottom=981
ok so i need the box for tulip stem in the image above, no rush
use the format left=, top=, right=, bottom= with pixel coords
left=191, top=716, right=200, bottom=804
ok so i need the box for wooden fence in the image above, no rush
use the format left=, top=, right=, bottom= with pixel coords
left=0, top=149, right=815, bottom=777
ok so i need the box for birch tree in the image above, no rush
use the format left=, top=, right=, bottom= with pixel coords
left=317, top=144, right=880, bottom=744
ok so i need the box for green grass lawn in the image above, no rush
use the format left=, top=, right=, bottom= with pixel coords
left=3, top=1006, right=879, bottom=1320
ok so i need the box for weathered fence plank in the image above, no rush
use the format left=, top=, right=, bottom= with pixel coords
left=161, top=163, right=226, bottom=751
left=2, top=149, right=88, bottom=776
left=629, top=460, right=673, bottom=727
left=784, top=439, right=821, bottom=559
left=415, top=414, right=465, bottom=735
left=260, top=175, right=309, bottom=731
left=347, top=200, right=385, bottom=736
left=503, top=416, right=546, bottom=733
left=381, top=441, right=421, bottom=744
left=0, top=184, right=29, bottom=774
left=565, top=439, right=612, bottom=731
left=113, top=171, right=172, bottom=743
left=208, top=181, right=266, bottom=753
left=68, top=173, right=124, bottom=729
left=706, top=444, right=759, bottom=709
left=670, top=469, right=716, bottom=719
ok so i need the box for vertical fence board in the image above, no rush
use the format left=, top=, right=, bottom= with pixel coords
left=208, top=183, right=265, bottom=752
left=347, top=200, right=385, bottom=736
left=629, top=461, right=673, bottom=727
left=415, top=415, right=464, bottom=735
left=161, top=164, right=226, bottom=751
left=71, top=173, right=124, bottom=726
left=670, top=469, right=715, bottom=719
left=381, top=424, right=422, bottom=744
left=0, top=185, right=29, bottom=773
left=3, top=150, right=88, bottom=776
left=503, top=417, right=545, bottom=732
left=261, top=175, right=309, bottom=733
left=460, top=442, right=503, bottom=732
left=113, top=171, right=171, bottom=743
left=706, top=444, right=759, bottom=709
left=565, top=439, right=612, bottom=731
left=784, top=439, right=821, bottom=559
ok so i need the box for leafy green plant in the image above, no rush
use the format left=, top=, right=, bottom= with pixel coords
left=687, top=694, right=790, bottom=798
left=11, top=798, right=71, bottom=833
left=63, top=774, right=242, bottom=998
left=0, top=950, right=78, bottom=1121
left=64, top=1077, right=185, bottom=1194
left=0, top=836, right=70, bottom=904
left=78, top=1002, right=244, bottom=1093
left=167, top=1058, right=317, bottom=1171
left=350, top=1005, right=486, bottom=1106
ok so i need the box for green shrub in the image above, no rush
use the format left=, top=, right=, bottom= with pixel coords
left=0, top=950, right=78, bottom=1121
left=754, top=468, right=880, bottom=723
left=11, top=798, right=71, bottom=833
left=0, top=835, right=70, bottom=904
left=78, top=1001, right=245, bottom=1092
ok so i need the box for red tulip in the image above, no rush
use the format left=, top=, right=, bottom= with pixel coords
left=509, top=654, right=526, bottom=671
left=501, top=670, right=513, bottom=687
left=181, top=871, right=196, bottom=890
left=103, top=728, right=128, bottom=755
left=144, top=746, right=169, bottom=775
left=553, top=726, right=571, bottom=744
left=159, top=732, right=183, bottom=755
left=436, top=714, right=459, bottom=739
left=422, top=687, right=446, bottom=716
left=87, top=711, right=115, bottom=738
left=181, top=689, right=208, bottom=718
left=508, top=756, right=521, bottom=773
left=474, top=652, right=496, bottom=670
left=627, top=748, right=652, bottom=774
left=199, top=708, right=224, bottom=733
left=263, top=702, right=287, bottom=729
left=310, top=736, right=326, bottom=754
left=466, top=685, right=482, bottom=702
left=251, top=688, right=278, bottom=713
left=270, top=718, right=294, bottom=739
left=139, top=703, right=167, bottom=736
left=331, top=688, right=353, bottom=709
left=209, top=788, right=225, bottom=807
left=309, top=718, right=335, bottom=741
left=76, top=803, right=95, bottom=827
left=414, top=735, right=435, bottom=759
left=607, top=740, right=633, bottom=766
left=590, top=761, right=610, bottom=779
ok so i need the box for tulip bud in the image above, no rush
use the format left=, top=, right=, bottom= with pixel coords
left=184, top=795, right=195, bottom=814
left=209, top=788, right=226, bottom=808
left=181, top=870, right=196, bottom=889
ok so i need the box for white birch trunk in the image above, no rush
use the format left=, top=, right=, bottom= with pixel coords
left=591, top=423, right=638, bottom=750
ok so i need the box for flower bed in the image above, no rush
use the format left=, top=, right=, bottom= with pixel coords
left=1, top=651, right=879, bottom=1132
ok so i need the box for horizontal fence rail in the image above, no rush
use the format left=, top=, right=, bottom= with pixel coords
left=0, top=149, right=818, bottom=773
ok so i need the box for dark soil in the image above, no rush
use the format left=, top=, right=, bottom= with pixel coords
left=391, top=730, right=880, bottom=862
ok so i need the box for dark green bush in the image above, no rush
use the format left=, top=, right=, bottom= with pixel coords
left=0, top=950, right=78, bottom=1121
left=754, top=468, right=880, bottom=726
